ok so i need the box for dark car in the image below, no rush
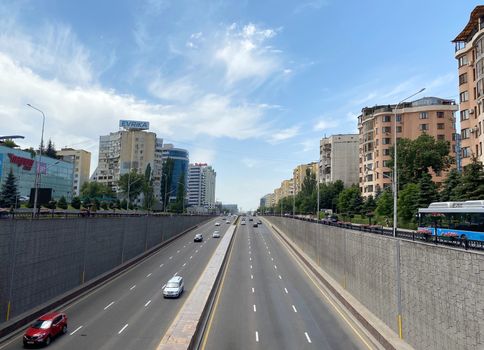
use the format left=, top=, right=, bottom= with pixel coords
left=249, top=218, right=253, bottom=221
left=23, top=312, right=67, bottom=347
left=253, top=223, right=258, bottom=227
left=194, top=233, right=203, bottom=242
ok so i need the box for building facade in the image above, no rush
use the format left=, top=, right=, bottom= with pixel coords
left=293, top=162, right=318, bottom=194
left=203, top=165, right=216, bottom=209
left=319, top=134, right=359, bottom=186
left=161, top=144, right=189, bottom=204
left=0, top=145, right=74, bottom=204
left=358, top=97, right=458, bottom=197
left=187, top=163, right=216, bottom=210
left=453, top=5, right=484, bottom=166
left=57, top=148, right=91, bottom=196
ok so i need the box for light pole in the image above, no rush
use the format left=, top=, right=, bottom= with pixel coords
left=26, top=104, right=45, bottom=217
left=393, top=88, right=425, bottom=236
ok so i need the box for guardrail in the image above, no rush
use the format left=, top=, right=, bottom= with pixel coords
left=264, top=214, right=484, bottom=252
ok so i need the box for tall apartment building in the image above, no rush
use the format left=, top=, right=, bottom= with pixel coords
left=161, top=144, right=189, bottom=204
left=358, top=97, right=458, bottom=198
left=260, top=193, right=274, bottom=208
left=272, top=179, right=294, bottom=205
left=293, top=162, right=318, bottom=194
left=91, top=121, right=158, bottom=196
left=187, top=163, right=216, bottom=210
left=453, top=5, right=484, bottom=165
left=319, top=134, right=359, bottom=186
left=57, top=148, right=91, bottom=196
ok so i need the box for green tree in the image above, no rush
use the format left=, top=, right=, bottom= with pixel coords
left=173, top=171, right=186, bottom=213
left=71, top=196, right=81, bottom=209
left=101, top=201, right=108, bottom=210
left=160, top=157, right=174, bottom=210
left=120, top=199, right=128, bottom=210
left=363, top=195, right=377, bottom=214
left=0, top=169, right=19, bottom=208
left=439, top=168, right=461, bottom=201
left=337, top=185, right=363, bottom=217
left=376, top=188, right=393, bottom=221
left=398, top=183, right=419, bottom=223
left=57, top=195, right=68, bottom=209
left=416, top=172, right=438, bottom=210
left=454, top=156, right=484, bottom=200
left=45, top=139, right=58, bottom=159
left=319, top=180, right=344, bottom=212
left=143, top=164, right=155, bottom=210
left=1, top=139, right=19, bottom=148
left=118, top=170, right=145, bottom=204
left=46, top=200, right=57, bottom=210
left=388, top=134, right=452, bottom=188
left=80, top=181, right=113, bottom=201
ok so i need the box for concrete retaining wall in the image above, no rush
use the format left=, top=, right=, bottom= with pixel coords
left=265, top=217, right=484, bottom=350
left=0, top=215, right=209, bottom=323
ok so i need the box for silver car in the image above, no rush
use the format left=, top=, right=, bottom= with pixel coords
left=212, top=231, right=220, bottom=238
left=163, top=276, right=184, bottom=298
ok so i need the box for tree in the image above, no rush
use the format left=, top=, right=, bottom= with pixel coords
left=1, top=139, right=19, bottom=148
left=118, top=171, right=145, bottom=204
left=120, top=199, right=128, bottom=210
left=0, top=169, right=19, bottom=208
left=363, top=195, right=377, bottom=214
left=22, top=147, right=36, bottom=158
left=337, top=185, right=363, bottom=217
left=454, top=156, right=484, bottom=200
left=45, top=139, right=58, bottom=159
left=319, top=180, right=344, bottom=212
left=101, top=201, right=108, bottom=210
left=172, top=171, right=186, bottom=213
left=160, top=157, right=174, bottom=210
left=143, top=164, right=155, bottom=210
left=46, top=200, right=57, bottom=210
left=398, top=183, right=419, bottom=223
left=416, top=172, right=438, bottom=210
left=439, top=168, right=461, bottom=202
left=57, top=195, right=68, bottom=209
left=388, top=134, right=452, bottom=188
left=71, top=196, right=81, bottom=209
left=376, top=188, right=393, bottom=222
left=80, top=181, right=113, bottom=201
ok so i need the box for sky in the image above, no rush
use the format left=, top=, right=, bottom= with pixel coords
left=0, top=0, right=480, bottom=210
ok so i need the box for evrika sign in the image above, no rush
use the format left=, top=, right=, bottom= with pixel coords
left=119, top=120, right=150, bottom=130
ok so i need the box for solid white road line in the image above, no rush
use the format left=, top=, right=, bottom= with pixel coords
left=292, top=305, right=298, bottom=313
left=130, top=285, right=136, bottom=290
left=253, top=304, right=257, bottom=312
left=284, top=287, right=288, bottom=294
left=255, top=331, right=259, bottom=342
left=144, top=300, right=152, bottom=307
left=146, top=273, right=152, bottom=277
left=104, top=301, right=114, bottom=310
left=118, top=324, right=129, bottom=334
left=305, top=332, right=312, bottom=343
left=70, top=326, right=83, bottom=335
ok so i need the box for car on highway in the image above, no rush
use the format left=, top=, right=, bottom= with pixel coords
left=226, top=220, right=230, bottom=224
left=215, top=222, right=220, bottom=226
left=212, top=231, right=220, bottom=238
left=241, top=220, right=246, bottom=225
left=163, top=276, right=184, bottom=298
left=253, top=223, right=258, bottom=227
left=194, top=233, right=203, bottom=242
left=249, top=218, right=253, bottom=221
left=23, top=312, right=68, bottom=347
left=257, top=220, right=262, bottom=224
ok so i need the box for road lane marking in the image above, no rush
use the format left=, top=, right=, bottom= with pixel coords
left=70, top=326, right=83, bottom=335
left=104, top=301, right=115, bottom=310
left=278, top=275, right=282, bottom=279
left=255, top=331, right=259, bottom=342
left=196, top=250, right=199, bottom=253
left=169, top=256, right=173, bottom=259
left=253, top=304, right=257, bottom=312
left=271, top=257, right=274, bottom=261
left=130, top=285, right=136, bottom=290
left=118, top=324, right=128, bottom=334
left=182, top=263, right=187, bottom=267
left=177, top=250, right=180, bottom=253
left=284, top=287, right=288, bottom=294
left=160, top=264, right=164, bottom=268
left=162, top=284, right=166, bottom=289
left=252, top=287, right=255, bottom=293
left=274, top=265, right=277, bottom=269
left=251, top=274, right=253, bottom=279
left=249, top=257, right=252, bottom=261
left=305, top=332, right=312, bottom=343
left=146, top=273, right=152, bottom=277
left=250, top=265, right=252, bottom=269
left=145, top=300, right=152, bottom=307
left=190, top=255, right=193, bottom=259
left=292, top=305, right=298, bottom=313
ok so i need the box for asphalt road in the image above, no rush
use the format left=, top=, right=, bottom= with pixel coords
left=201, top=219, right=372, bottom=350
left=0, top=217, right=233, bottom=350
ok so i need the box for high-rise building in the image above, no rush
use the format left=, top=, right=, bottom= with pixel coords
left=57, top=148, right=91, bottom=196
left=161, top=144, right=189, bottom=205
left=91, top=120, right=157, bottom=197
left=358, top=97, right=458, bottom=197
left=319, top=134, right=359, bottom=186
left=452, top=5, right=484, bottom=166
left=293, top=162, right=318, bottom=194
left=187, top=163, right=216, bottom=210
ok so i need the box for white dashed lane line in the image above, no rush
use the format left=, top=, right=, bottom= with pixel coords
left=144, top=300, right=152, bottom=307
left=252, top=287, right=255, bottom=293
left=169, top=256, right=173, bottom=259
left=146, top=273, right=152, bottom=278
left=159, top=264, right=164, bottom=268
left=253, top=304, right=257, bottom=312
left=284, top=287, right=288, bottom=294
left=292, top=305, right=298, bottom=313
left=255, top=331, right=259, bottom=342
left=70, top=326, right=83, bottom=336
left=118, top=324, right=128, bottom=334
left=130, top=285, right=136, bottom=291
left=104, top=301, right=114, bottom=310
left=305, top=332, right=312, bottom=343
left=278, top=275, right=282, bottom=280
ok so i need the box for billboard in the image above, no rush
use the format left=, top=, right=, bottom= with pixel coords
left=29, top=188, right=52, bottom=206
left=119, top=120, right=150, bottom=130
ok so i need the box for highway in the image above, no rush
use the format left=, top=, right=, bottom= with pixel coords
left=0, top=217, right=232, bottom=350
left=201, top=218, right=373, bottom=350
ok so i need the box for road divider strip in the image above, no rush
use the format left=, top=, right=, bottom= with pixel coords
left=157, top=224, right=236, bottom=350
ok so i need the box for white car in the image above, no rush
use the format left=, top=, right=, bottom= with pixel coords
left=163, top=276, right=184, bottom=298
left=212, top=231, right=220, bottom=238
left=215, top=222, right=220, bottom=226
left=241, top=221, right=246, bottom=225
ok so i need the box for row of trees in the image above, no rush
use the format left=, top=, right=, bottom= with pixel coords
left=260, top=134, right=484, bottom=227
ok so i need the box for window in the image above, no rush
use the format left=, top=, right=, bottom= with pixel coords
left=460, top=91, right=469, bottom=102
left=419, top=112, right=428, bottom=119
left=437, top=111, right=444, bottom=118
left=382, top=160, right=390, bottom=167
left=460, top=109, right=470, bottom=121
left=382, top=126, right=391, bottom=133
left=383, top=148, right=391, bottom=156
left=384, top=171, right=392, bottom=179
left=395, top=114, right=402, bottom=122
left=437, top=134, right=445, bottom=140
left=396, top=126, right=402, bottom=133
left=382, top=138, right=391, bottom=145
left=459, top=73, right=468, bottom=85
left=382, top=115, right=391, bottom=122
left=458, top=55, right=468, bottom=67
left=462, top=128, right=471, bottom=139
left=419, top=124, right=429, bottom=131
left=437, top=123, right=445, bottom=130
left=462, top=147, right=471, bottom=158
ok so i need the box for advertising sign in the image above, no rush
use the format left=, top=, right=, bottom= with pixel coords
left=119, top=120, right=150, bottom=130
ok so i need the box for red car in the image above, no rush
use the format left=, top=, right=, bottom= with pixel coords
left=23, top=312, right=67, bottom=347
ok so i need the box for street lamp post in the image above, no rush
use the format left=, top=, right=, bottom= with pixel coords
left=26, top=104, right=46, bottom=217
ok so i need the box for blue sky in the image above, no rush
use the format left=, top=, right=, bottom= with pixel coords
left=0, top=0, right=480, bottom=210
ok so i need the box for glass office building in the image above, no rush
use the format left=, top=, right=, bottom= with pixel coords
left=161, top=144, right=189, bottom=203
left=0, top=145, right=74, bottom=203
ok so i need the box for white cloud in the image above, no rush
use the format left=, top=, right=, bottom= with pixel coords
left=268, top=126, right=300, bottom=143
left=314, top=119, right=339, bottom=131
left=294, top=0, right=328, bottom=14
left=148, top=75, right=198, bottom=102
left=215, top=23, right=281, bottom=85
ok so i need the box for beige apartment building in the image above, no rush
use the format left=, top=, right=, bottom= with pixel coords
left=57, top=148, right=91, bottom=196
left=320, top=134, right=359, bottom=186
left=91, top=121, right=161, bottom=196
left=293, top=162, right=318, bottom=194
left=453, top=5, right=484, bottom=166
left=358, top=97, right=458, bottom=198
